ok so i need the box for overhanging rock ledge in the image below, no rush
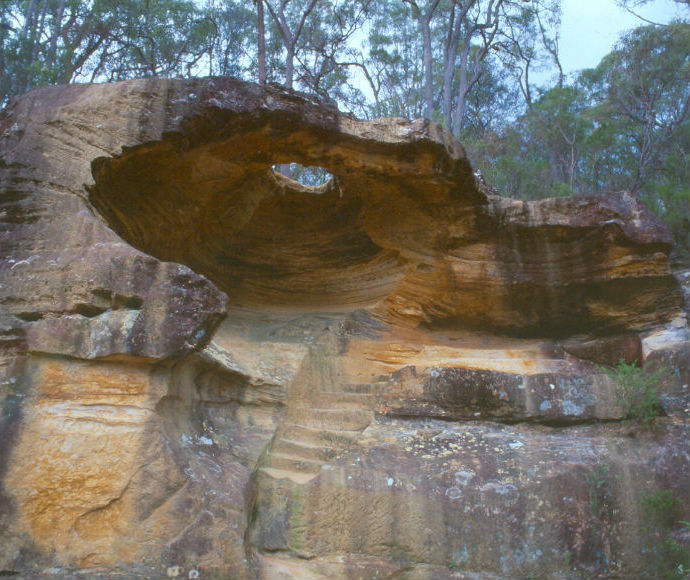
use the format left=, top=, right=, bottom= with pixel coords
left=0, top=77, right=688, bottom=580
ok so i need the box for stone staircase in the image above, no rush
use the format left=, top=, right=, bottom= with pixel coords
left=255, top=334, right=581, bottom=485
left=258, top=368, right=388, bottom=484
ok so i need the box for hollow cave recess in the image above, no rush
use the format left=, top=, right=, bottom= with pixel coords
left=88, top=109, right=680, bottom=337
left=88, top=131, right=416, bottom=313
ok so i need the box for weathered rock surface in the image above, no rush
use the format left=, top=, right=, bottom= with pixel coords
left=0, top=77, right=688, bottom=579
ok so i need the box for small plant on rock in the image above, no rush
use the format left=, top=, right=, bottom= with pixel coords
left=587, top=465, right=611, bottom=520
left=641, top=489, right=690, bottom=579
left=645, top=489, right=679, bottom=529
left=602, top=360, right=664, bottom=424
left=585, top=464, right=616, bottom=575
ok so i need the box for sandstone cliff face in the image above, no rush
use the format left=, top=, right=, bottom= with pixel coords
left=0, top=77, right=688, bottom=580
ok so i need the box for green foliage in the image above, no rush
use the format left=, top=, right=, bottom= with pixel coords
left=657, top=533, right=690, bottom=579
left=602, top=360, right=664, bottom=424
left=196, top=1, right=256, bottom=78
left=584, top=463, right=617, bottom=574
left=578, top=21, right=690, bottom=243
left=644, top=489, right=680, bottom=529
left=641, top=489, right=690, bottom=579
left=465, top=21, right=690, bottom=258
left=0, top=0, right=217, bottom=104
left=388, top=545, right=412, bottom=565
left=587, top=465, right=611, bottom=520
left=363, top=0, right=425, bottom=119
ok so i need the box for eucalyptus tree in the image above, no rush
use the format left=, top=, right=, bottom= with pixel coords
left=462, top=51, right=519, bottom=134
left=366, top=0, right=560, bottom=133
left=90, top=0, right=215, bottom=81
left=403, top=0, right=441, bottom=120
left=0, top=2, right=17, bottom=102
left=0, top=0, right=216, bottom=104
left=353, top=0, right=562, bottom=132
left=435, top=0, right=505, bottom=132
left=0, top=0, right=100, bottom=102
left=362, top=0, right=426, bottom=119
left=533, top=0, right=563, bottom=87
left=295, top=0, right=372, bottom=101
left=616, top=0, right=689, bottom=22
left=465, top=19, right=690, bottom=257
left=255, top=0, right=267, bottom=84
left=576, top=21, right=690, bottom=254
left=438, top=0, right=500, bottom=132
left=526, top=85, right=593, bottom=192
left=260, top=0, right=372, bottom=101
left=581, top=22, right=690, bottom=193
left=493, top=0, right=562, bottom=109
left=203, top=0, right=255, bottom=79
left=262, top=0, right=319, bottom=89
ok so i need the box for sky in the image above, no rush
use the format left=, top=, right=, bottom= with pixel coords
left=559, top=0, right=687, bottom=75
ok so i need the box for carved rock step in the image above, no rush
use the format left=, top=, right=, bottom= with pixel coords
left=271, top=437, right=335, bottom=462
left=299, top=408, right=373, bottom=431
left=340, top=381, right=388, bottom=394
left=282, top=423, right=360, bottom=447
left=309, top=391, right=375, bottom=409
left=258, top=467, right=318, bottom=485
left=267, top=452, right=323, bottom=475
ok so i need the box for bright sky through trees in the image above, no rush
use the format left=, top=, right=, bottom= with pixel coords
left=560, top=0, right=686, bottom=74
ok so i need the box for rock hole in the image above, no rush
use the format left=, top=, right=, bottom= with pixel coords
left=88, top=127, right=406, bottom=310
left=273, top=163, right=333, bottom=188
left=74, top=303, right=107, bottom=317
left=15, top=312, right=43, bottom=322
left=91, top=289, right=143, bottom=310
left=113, top=295, right=144, bottom=310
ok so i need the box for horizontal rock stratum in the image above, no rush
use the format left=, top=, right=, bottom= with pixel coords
left=0, top=77, right=689, bottom=580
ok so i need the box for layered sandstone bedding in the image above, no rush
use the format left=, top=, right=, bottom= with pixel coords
left=0, top=77, right=688, bottom=579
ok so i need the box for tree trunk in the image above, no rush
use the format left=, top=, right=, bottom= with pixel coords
left=263, top=0, right=318, bottom=90
left=523, top=65, right=531, bottom=109
left=285, top=44, right=294, bottom=89
left=452, top=40, right=471, bottom=135
left=441, top=45, right=456, bottom=127
left=403, top=0, right=440, bottom=120
left=22, top=0, right=38, bottom=36
left=569, top=137, right=576, bottom=192
left=549, top=147, right=559, bottom=183
left=442, top=0, right=476, bottom=130
left=21, top=0, right=44, bottom=92
left=536, top=7, right=563, bottom=89
left=256, top=0, right=266, bottom=85
left=421, top=17, right=433, bottom=120
left=48, top=0, right=66, bottom=70
left=453, top=83, right=467, bottom=135
left=440, top=1, right=457, bottom=127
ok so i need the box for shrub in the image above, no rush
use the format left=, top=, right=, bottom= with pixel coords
left=644, top=489, right=679, bottom=529
left=642, top=489, right=690, bottom=579
left=657, top=532, right=690, bottom=579
left=602, top=360, right=664, bottom=424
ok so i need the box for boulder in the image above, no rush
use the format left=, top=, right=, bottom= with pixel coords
left=0, top=77, right=688, bottom=579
